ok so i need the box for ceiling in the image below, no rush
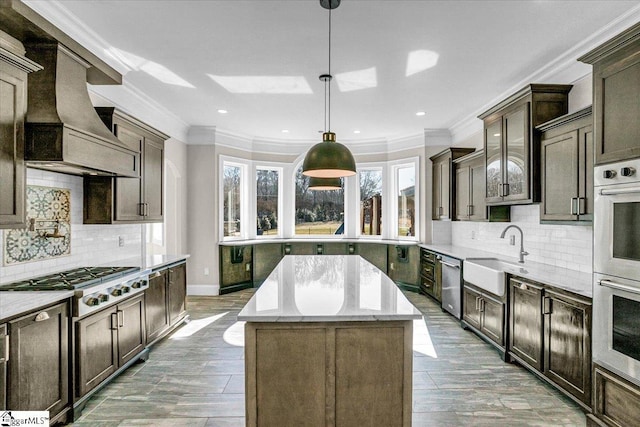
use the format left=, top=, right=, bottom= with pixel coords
left=27, top=0, right=640, bottom=145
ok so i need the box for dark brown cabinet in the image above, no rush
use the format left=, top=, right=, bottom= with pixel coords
left=455, top=151, right=487, bottom=221
left=479, top=84, right=572, bottom=205
left=84, top=107, right=167, bottom=224
left=543, top=288, right=591, bottom=407
left=463, top=284, right=505, bottom=349
left=146, top=262, right=188, bottom=344
left=0, top=31, right=41, bottom=228
left=507, top=277, right=592, bottom=407
left=76, top=294, right=146, bottom=398
left=420, top=249, right=440, bottom=302
left=579, top=22, right=640, bottom=165
left=539, top=107, right=593, bottom=222
left=430, top=148, right=474, bottom=220
left=591, top=364, right=640, bottom=427
left=7, top=301, right=70, bottom=422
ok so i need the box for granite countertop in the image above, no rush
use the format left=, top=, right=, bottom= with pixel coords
left=0, top=291, right=75, bottom=321
left=419, top=244, right=592, bottom=298
left=237, top=255, right=422, bottom=322
left=220, top=238, right=419, bottom=246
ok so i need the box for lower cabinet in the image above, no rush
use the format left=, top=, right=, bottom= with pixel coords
left=508, top=277, right=591, bottom=407
left=420, top=249, right=440, bottom=302
left=0, top=324, right=6, bottom=410
left=7, top=301, right=70, bottom=422
left=76, top=294, right=146, bottom=398
left=146, top=262, right=188, bottom=344
left=463, top=284, right=505, bottom=349
left=591, top=364, right=640, bottom=427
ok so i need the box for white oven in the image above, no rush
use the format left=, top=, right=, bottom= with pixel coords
left=594, top=159, right=640, bottom=283
left=593, top=273, right=640, bottom=386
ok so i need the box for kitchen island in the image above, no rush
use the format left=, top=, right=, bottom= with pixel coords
left=237, top=255, right=421, bottom=427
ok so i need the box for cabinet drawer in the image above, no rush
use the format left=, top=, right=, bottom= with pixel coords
left=420, top=250, right=436, bottom=264
left=594, top=365, right=640, bottom=427
left=420, top=263, right=435, bottom=280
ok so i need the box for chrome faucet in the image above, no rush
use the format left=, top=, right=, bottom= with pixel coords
left=500, top=225, right=529, bottom=263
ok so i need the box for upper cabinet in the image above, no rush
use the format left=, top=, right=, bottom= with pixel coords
left=579, top=22, right=640, bottom=165
left=538, top=107, right=593, bottom=222
left=84, top=108, right=167, bottom=224
left=454, top=151, right=486, bottom=221
left=479, top=84, right=572, bottom=205
left=430, top=148, right=474, bottom=220
left=0, top=31, right=41, bottom=229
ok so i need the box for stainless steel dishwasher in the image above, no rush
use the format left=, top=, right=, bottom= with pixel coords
left=437, top=254, right=462, bottom=319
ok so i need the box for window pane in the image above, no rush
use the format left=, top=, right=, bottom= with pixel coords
left=295, top=167, right=344, bottom=235
left=223, top=164, right=242, bottom=237
left=359, top=169, right=382, bottom=235
left=256, top=169, right=279, bottom=236
left=397, top=165, right=415, bottom=237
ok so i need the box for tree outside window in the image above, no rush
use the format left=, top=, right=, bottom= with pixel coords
left=256, top=168, right=279, bottom=236
left=359, top=169, right=383, bottom=236
left=295, top=167, right=344, bottom=235
left=223, top=164, right=242, bottom=237
left=397, top=165, right=415, bottom=237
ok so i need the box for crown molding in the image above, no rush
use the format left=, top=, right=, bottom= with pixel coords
left=449, top=5, right=640, bottom=144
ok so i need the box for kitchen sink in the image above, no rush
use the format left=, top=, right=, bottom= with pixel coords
left=463, top=258, right=529, bottom=297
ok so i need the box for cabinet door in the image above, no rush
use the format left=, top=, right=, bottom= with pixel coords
left=462, top=286, right=482, bottom=329
left=0, top=324, right=6, bottom=410
left=503, top=104, right=530, bottom=201
left=143, top=136, right=164, bottom=221
left=168, top=263, right=187, bottom=324
left=146, top=270, right=169, bottom=343
left=594, top=49, right=640, bottom=165
left=0, top=66, right=26, bottom=228
left=432, top=160, right=442, bottom=219
left=469, top=157, right=487, bottom=221
left=578, top=125, right=594, bottom=221
left=544, top=290, right=592, bottom=406
left=541, top=131, right=578, bottom=221
left=509, top=279, right=543, bottom=371
left=485, top=118, right=503, bottom=202
left=480, top=293, right=504, bottom=346
left=76, top=306, right=118, bottom=397
left=440, top=158, right=450, bottom=219
left=8, top=302, right=69, bottom=416
left=117, top=294, right=146, bottom=367
left=455, top=165, right=470, bottom=220
left=114, top=125, right=144, bottom=222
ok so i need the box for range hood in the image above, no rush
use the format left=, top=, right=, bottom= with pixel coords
left=24, top=43, right=139, bottom=177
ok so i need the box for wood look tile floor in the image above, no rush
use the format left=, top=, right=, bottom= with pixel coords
left=69, top=290, right=586, bottom=426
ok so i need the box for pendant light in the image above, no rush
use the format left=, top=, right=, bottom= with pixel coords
left=302, top=0, right=356, bottom=179
left=309, top=176, right=342, bottom=191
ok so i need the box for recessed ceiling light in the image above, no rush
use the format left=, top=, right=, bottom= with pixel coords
left=353, top=130, right=361, bottom=134
left=493, top=133, right=500, bottom=137
left=217, top=109, right=228, bottom=114
left=416, top=111, right=426, bottom=116
left=281, top=129, right=289, bottom=133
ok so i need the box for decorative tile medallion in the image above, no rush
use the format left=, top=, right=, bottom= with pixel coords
left=3, top=186, right=71, bottom=265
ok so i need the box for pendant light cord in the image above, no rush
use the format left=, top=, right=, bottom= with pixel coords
left=328, top=2, right=332, bottom=132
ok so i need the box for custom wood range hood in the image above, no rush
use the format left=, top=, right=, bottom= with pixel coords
left=0, top=0, right=139, bottom=177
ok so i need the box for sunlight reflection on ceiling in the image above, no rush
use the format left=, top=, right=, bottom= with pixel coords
left=335, top=67, right=377, bottom=92
left=208, top=75, right=313, bottom=94
left=405, top=50, right=439, bottom=77
left=169, top=312, right=229, bottom=339
left=413, top=317, right=438, bottom=358
left=105, top=47, right=195, bottom=88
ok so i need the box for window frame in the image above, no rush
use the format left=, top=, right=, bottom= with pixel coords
left=219, top=156, right=250, bottom=241
left=356, top=163, right=386, bottom=239
left=390, top=157, right=420, bottom=241
left=255, top=165, right=284, bottom=239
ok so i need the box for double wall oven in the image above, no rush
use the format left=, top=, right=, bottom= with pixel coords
left=593, top=158, right=640, bottom=386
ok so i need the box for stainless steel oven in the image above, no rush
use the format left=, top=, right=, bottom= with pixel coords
left=594, top=158, right=640, bottom=282
left=593, top=273, right=640, bottom=386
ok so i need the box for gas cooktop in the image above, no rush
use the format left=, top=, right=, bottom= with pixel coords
left=0, top=266, right=140, bottom=291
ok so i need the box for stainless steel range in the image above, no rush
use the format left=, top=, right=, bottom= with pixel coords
left=593, top=158, right=640, bottom=387
left=0, top=266, right=150, bottom=318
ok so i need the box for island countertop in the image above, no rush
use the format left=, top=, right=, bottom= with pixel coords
left=237, top=255, right=422, bottom=322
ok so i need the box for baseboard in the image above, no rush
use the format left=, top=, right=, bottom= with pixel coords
left=187, top=284, right=220, bottom=296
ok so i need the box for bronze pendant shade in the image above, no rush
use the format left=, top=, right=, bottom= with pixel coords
left=308, top=176, right=342, bottom=191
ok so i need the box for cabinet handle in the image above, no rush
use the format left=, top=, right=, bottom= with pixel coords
left=168, top=269, right=174, bottom=284
left=34, top=311, right=50, bottom=322
left=468, top=205, right=474, bottom=216
left=3, top=336, right=8, bottom=362
left=475, top=296, right=480, bottom=311
left=118, top=310, right=125, bottom=327
left=111, top=312, right=118, bottom=330
left=570, top=197, right=578, bottom=215
left=543, top=297, right=552, bottom=315
left=138, top=203, right=144, bottom=216
left=578, top=197, right=586, bottom=215
left=438, top=206, right=443, bottom=216
left=145, top=203, right=149, bottom=216
left=480, top=298, right=485, bottom=312
left=502, top=183, right=510, bottom=197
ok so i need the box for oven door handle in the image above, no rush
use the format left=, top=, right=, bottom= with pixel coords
left=599, top=186, right=640, bottom=196
left=599, top=279, right=640, bottom=296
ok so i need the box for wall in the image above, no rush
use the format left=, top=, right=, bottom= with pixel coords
left=0, top=169, right=142, bottom=283
left=164, top=137, right=188, bottom=255
left=452, top=205, right=592, bottom=273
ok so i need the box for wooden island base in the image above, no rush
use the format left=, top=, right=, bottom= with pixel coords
left=244, top=320, right=413, bottom=427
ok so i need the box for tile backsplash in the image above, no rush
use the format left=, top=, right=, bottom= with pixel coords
left=0, top=169, right=143, bottom=283
left=452, top=204, right=592, bottom=273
